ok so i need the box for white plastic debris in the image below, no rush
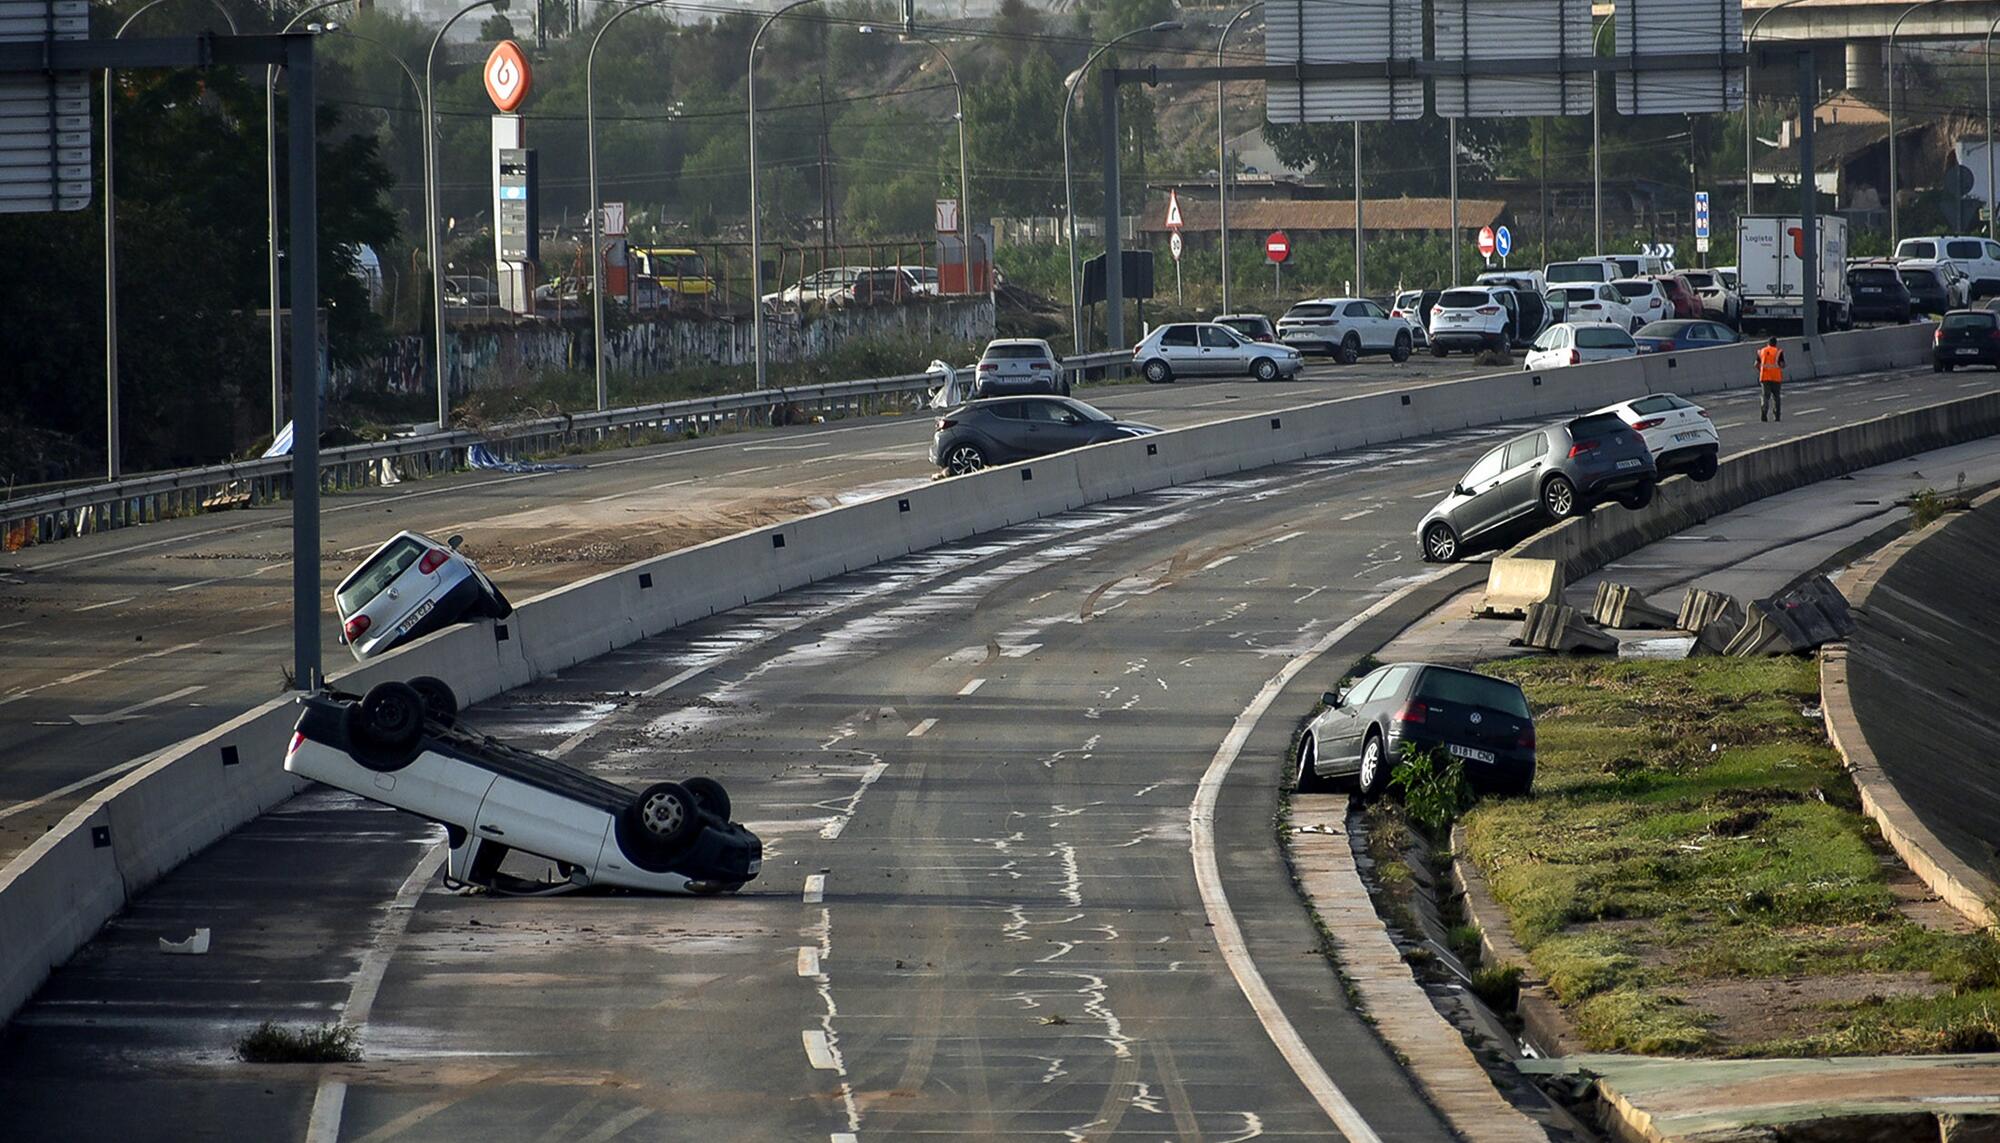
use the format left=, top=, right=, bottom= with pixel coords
left=158, top=928, right=211, bottom=955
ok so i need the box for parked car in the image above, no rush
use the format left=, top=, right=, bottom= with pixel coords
left=1657, top=273, right=1706, bottom=320
left=1894, top=235, right=2000, bottom=299
left=1275, top=298, right=1412, bottom=363
left=1847, top=262, right=1916, bottom=323
left=1933, top=309, right=2000, bottom=371
left=1390, top=289, right=1442, bottom=341
left=975, top=338, right=1067, bottom=397
left=1594, top=392, right=1720, bottom=480
left=1716, top=265, right=1739, bottom=293
left=762, top=266, right=864, bottom=307
left=1137, top=321, right=1304, bottom=380
left=335, top=531, right=512, bottom=662
left=1611, top=278, right=1673, bottom=330
left=843, top=267, right=920, bottom=305
left=1898, top=261, right=1962, bottom=316
left=1427, top=286, right=1521, bottom=355
left=1545, top=283, right=1636, bottom=330
left=1677, top=268, right=1741, bottom=327
left=1544, top=258, right=1619, bottom=285
left=1296, top=662, right=1535, bottom=797
left=444, top=276, right=498, bottom=306
left=895, top=264, right=942, bottom=296
left=1523, top=322, right=1637, bottom=370
left=1416, top=412, right=1657, bottom=562
left=1214, top=312, right=1277, bottom=342
left=1631, top=319, right=1740, bottom=354
left=1475, top=271, right=1552, bottom=343
left=286, top=679, right=762, bottom=895
left=930, top=395, right=1158, bottom=475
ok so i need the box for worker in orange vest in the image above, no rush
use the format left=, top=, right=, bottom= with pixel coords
left=1757, top=337, right=1786, bottom=422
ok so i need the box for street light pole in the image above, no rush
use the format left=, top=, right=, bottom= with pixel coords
left=1743, top=0, right=1812, bottom=218
left=747, top=0, right=822, bottom=391
left=865, top=27, right=969, bottom=297
left=1062, top=20, right=1181, bottom=353
left=103, top=0, right=237, bottom=481
left=1888, top=0, right=1948, bottom=247
left=1988, top=14, right=2000, bottom=238
left=268, top=0, right=349, bottom=439
left=1590, top=14, right=1610, bottom=253
left=1217, top=2, right=1258, bottom=315
left=425, top=0, right=505, bottom=430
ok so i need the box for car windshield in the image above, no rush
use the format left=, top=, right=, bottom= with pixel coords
left=1900, top=270, right=1939, bottom=288
left=1943, top=312, right=1996, bottom=331
left=1220, top=319, right=1263, bottom=334
left=1284, top=304, right=1335, bottom=319
left=1063, top=400, right=1115, bottom=422
left=1546, top=262, right=1607, bottom=282
left=1638, top=322, right=1690, bottom=336
left=1851, top=268, right=1901, bottom=286
left=1613, top=281, right=1653, bottom=299
left=1395, top=293, right=1422, bottom=308
left=337, top=536, right=427, bottom=615
left=1416, top=668, right=1531, bottom=719
left=1576, top=326, right=1635, bottom=349
left=1439, top=289, right=1491, bottom=308
left=986, top=344, right=1046, bottom=359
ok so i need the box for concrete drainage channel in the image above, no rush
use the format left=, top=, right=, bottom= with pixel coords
left=0, top=326, right=1941, bottom=1031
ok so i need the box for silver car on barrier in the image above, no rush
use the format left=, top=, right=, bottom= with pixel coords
left=1416, top=412, right=1657, bottom=563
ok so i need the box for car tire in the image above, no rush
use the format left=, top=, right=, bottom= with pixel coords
left=1430, top=340, right=1449, bottom=358
left=682, top=775, right=732, bottom=822
left=1690, top=450, right=1719, bottom=482
left=1541, top=474, right=1580, bottom=519
left=1060, top=381, right=1073, bottom=397
left=1631, top=318, right=1645, bottom=333
left=1143, top=359, right=1173, bottom=384
left=408, top=676, right=458, bottom=729
left=1335, top=335, right=1361, bottom=365
left=1390, top=332, right=1411, bottom=363
left=944, top=443, right=987, bottom=476
left=1295, top=734, right=1331, bottom=794
left=1357, top=733, right=1390, bottom=800
left=1936, top=359, right=1948, bottom=373
left=1941, top=362, right=1955, bottom=373
left=1253, top=357, right=1282, bottom=381
left=1421, top=522, right=1460, bottom=563
left=348, top=681, right=426, bottom=770
left=1616, top=479, right=1656, bottom=511
left=617, top=781, right=700, bottom=870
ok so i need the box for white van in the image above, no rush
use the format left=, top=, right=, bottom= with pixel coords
left=1893, top=236, right=2000, bottom=299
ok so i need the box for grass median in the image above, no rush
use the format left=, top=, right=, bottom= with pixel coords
left=1459, top=656, right=2000, bottom=1057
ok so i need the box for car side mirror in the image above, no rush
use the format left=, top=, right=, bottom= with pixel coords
left=1453, top=484, right=1470, bottom=497
left=447, top=534, right=463, bottom=551
left=1323, top=690, right=1344, bottom=708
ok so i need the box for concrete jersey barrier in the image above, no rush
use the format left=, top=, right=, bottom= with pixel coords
left=0, top=323, right=1939, bottom=1027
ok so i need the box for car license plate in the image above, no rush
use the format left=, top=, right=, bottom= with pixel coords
left=1958, top=348, right=1980, bottom=356
left=1448, top=743, right=1496, bottom=764
left=1673, top=430, right=1705, bottom=442
left=396, top=598, right=436, bottom=635
left=1617, top=458, right=1643, bottom=469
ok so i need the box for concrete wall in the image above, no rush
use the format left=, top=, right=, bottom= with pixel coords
left=0, top=322, right=1937, bottom=1026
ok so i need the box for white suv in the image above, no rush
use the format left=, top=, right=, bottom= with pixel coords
left=1547, top=283, right=1637, bottom=330
left=1611, top=278, right=1673, bottom=330
left=1894, top=236, right=2000, bottom=300
left=1427, top=286, right=1521, bottom=355
left=1277, top=297, right=1415, bottom=362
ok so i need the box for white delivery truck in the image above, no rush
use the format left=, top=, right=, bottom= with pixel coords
left=1735, top=215, right=1852, bottom=333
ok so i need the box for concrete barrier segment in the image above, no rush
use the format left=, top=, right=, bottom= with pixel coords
left=1514, top=602, right=1620, bottom=653
left=1589, top=581, right=1681, bottom=630
left=1477, top=558, right=1565, bottom=618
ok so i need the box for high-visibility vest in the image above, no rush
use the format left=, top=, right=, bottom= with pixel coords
left=1757, top=345, right=1785, bottom=383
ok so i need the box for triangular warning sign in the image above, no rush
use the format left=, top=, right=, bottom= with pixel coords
left=1165, top=188, right=1183, bottom=230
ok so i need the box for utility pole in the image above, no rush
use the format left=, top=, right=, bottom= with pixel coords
left=818, top=74, right=833, bottom=260
left=1540, top=118, right=1549, bottom=266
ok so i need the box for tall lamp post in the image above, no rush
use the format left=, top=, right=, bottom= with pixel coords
left=1987, top=13, right=2000, bottom=238
left=1589, top=13, right=1611, bottom=253
left=1216, top=1, right=1258, bottom=314
left=1062, top=20, right=1181, bottom=353
left=860, top=25, right=970, bottom=298
left=1743, top=0, right=1812, bottom=217
left=424, top=0, right=505, bottom=430
left=1888, top=0, right=1949, bottom=246
left=267, top=0, right=349, bottom=439
left=103, top=0, right=237, bottom=480
left=747, top=0, right=823, bottom=391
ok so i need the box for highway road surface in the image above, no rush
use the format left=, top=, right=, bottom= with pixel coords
left=2, top=362, right=1992, bottom=1140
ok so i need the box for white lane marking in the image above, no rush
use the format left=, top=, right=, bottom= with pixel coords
left=1339, top=509, right=1374, bottom=521
left=0, top=621, right=23, bottom=631
left=68, top=684, right=205, bottom=725
left=73, top=597, right=133, bottom=612
left=906, top=718, right=938, bottom=738
left=831, top=1135, right=859, bottom=1143
left=1000, top=643, right=1042, bottom=658
left=1410, top=488, right=1449, bottom=499
left=1794, top=407, right=1827, bottom=415
left=305, top=842, right=447, bottom=1143
left=0, top=749, right=165, bottom=821
left=585, top=476, right=697, bottom=504
left=798, top=947, right=822, bottom=977
left=1192, top=397, right=1242, bottom=407
left=167, top=577, right=222, bottom=593
left=0, top=640, right=205, bottom=706
left=744, top=441, right=832, bottom=452
left=231, top=622, right=286, bottom=637
left=1191, top=569, right=1454, bottom=1143
left=803, top=873, right=827, bottom=904
left=957, top=678, right=986, bottom=696
left=1717, top=421, right=1747, bottom=429
left=1206, top=555, right=1239, bottom=570
left=1963, top=380, right=1992, bottom=388
left=574, top=1108, right=654, bottom=1143
left=820, top=763, right=888, bottom=841
left=1267, top=530, right=1306, bottom=544
left=803, top=1029, right=839, bottom=1069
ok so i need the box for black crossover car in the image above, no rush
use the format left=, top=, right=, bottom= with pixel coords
left=1934, top=309, right=2000, bottom=371
left=930, top=396, right=1157, bottom=475
left=1296, top=662, right=1536, bottom=797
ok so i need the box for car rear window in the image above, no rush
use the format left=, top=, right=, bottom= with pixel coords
left=1850, top=268, right=1901, bottom=286
left=1900, top=241, right=1938, bottom=259
left=1943, top=312, right=1996, bottom=331
left=1566, top=412, right=1630, bottom=441
left=1681, top=272, right=1713, bottom=288
left=1546, top=262, right=1607, bottom=282
left=985, top=344, right=1044, bottom=359
left=1900, top=270, right=1940, bottom=288
left=337, top=536, right=426, bottom=615
left=1553, top=286, right=1596, bottom=303
left=1284, top=304, right=1335, bottom=319
left=1630, top=394, right=1679, bottom=414
left=1613, top=281, right=1653, bottom=298
left=1576, top=326, right=1635, bottom=349
left=1415, top=668, right=1531, bottom=719
left=1947, top=240, right=1983, bottom=259
left=1439, top=289, right=1491, bottom=308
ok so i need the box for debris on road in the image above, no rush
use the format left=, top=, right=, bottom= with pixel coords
left=158, top=928, right=210, bottom=955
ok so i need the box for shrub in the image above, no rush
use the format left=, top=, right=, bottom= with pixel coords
left=1390, top=745, right=1476, bottom=838
left=237, top=1021, right=361, bottom=1063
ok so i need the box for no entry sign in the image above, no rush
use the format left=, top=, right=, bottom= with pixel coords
left=1265, top=231, right=1290, bottom=263
left=1476, top=225, right=1496, bottom=258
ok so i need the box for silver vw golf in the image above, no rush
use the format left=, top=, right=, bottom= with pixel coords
left=1416, top=412, right=1657, bottom=563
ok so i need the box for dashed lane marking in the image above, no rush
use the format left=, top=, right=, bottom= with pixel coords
left=957, top=678, right=985, bottom=696
left=803, top=873, right=827, bottom=904
left=907, top=718, right=939, bottom=738
left=803, top=1029, right=839, bottom=1070
left=73, top=597, right=133, bottom=612
left=798, top=947, right=822, bottom=977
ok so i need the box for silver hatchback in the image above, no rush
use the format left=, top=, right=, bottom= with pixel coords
left=1416, top=412, right=1657, bottom=562
left=1132, top=322, right=1302, bottom=383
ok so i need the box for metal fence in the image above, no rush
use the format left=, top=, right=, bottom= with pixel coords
left=0, top=352, right=1132, bottom=550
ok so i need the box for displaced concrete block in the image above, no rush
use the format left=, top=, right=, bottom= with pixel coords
left=1514, top=603, right=1620, bottom=653
left=1478, top=557, right=1564, bottom=619
left=1677, top=586, right=1738, bottom=632
left=1727, top=574, right=1856, bottom=656
left=1591, top=581, right=1681, bottom=630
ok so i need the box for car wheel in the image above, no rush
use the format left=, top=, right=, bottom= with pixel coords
left=1295, top=734, right=1331, bottom=794
left=1253, top=357, right=1282, bottom=381
left=1631, top=318, right=1645, bottom=333
left=617, top=781, right=700, bottom=870
left=1941, top=362, right=1955, bottom=373
left=1336, top=335, right=1361, bottom=365
left=1430, top=340, right=1449, bottom=358
left=1499, top=324, right=1515, bottom=348
left=1936, top=359, right=1948, bottom=373
left=1390, top=332, right=1411, bottom=363
left=1061, top=381, right=1073, bottom=397
left=1541, top=474, right=1579, bottom=519
left=1357, top=733, right=1390, bottom=800
left=1616, top=479, right=1656, bottom=511
left=682, top=775, right=732, bottom=822
left=944, top=443, right=987, bottom=476
left=1422, top=522, right=1460, bottom=563
left=348, top=681, right=426, bottom=770
left=1143, top=359, right=1172, bottom=384
left=407, top=676, right=459, bottom=729
left=1690, top=450, right=1719, bottom=482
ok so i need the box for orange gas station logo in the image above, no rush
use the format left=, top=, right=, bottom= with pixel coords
left=484, top=40, right=532, bottom=113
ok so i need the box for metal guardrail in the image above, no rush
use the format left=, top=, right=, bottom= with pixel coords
left=0, top=351, right=1133, bottom=548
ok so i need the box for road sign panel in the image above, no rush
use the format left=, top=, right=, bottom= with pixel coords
left=1265, top=0, right=1423, bottom=123
left=484, top=40, right=533, bottom=113
left=1169, top=231, right=1183, bottom=261
left=1265, top=231, right=1290, bottom=263
left=1477, top=226, right=1495, bottom=257
left=1165, top=188, right=1183, bottom=231
left=1616, top=0, right=1743, bottom=115
left=1434, top=0, right=1594, bottom=118
left=0, top=0, right=90, bottom=213
left=1495, top=225, right=1513, bottom=258
left=935, top=197, right=959, bottom=234
left=1695, top=190, right=1711, bottom=239
left=601, top=201, right=626, bottom=237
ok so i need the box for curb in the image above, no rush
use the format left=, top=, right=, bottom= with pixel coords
left=1820, top=485, right=2000, bottom=932
left=1447, top=822, right=1585, bottom=1059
